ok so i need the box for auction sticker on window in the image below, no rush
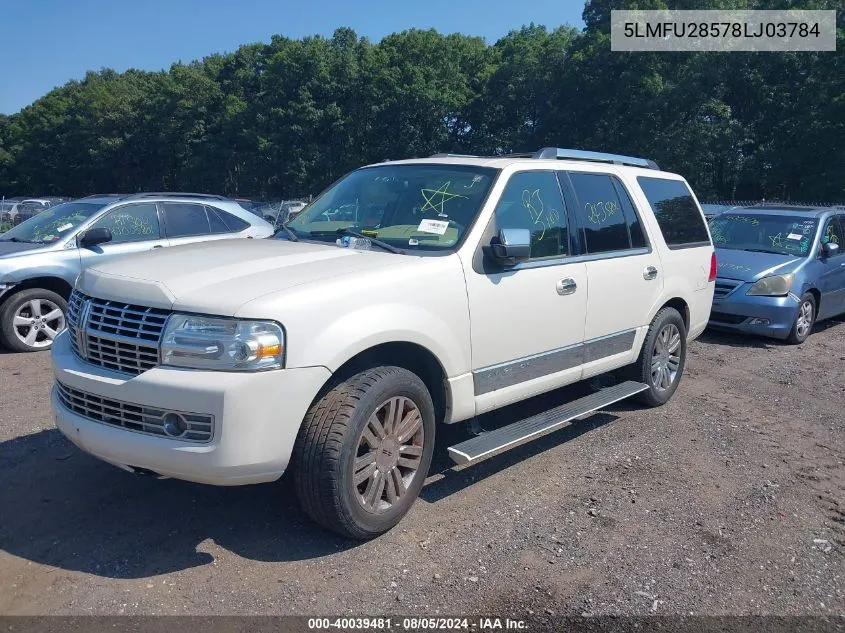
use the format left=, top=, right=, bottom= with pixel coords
left=787, top=233, right=803, bottom=240
left=417, top=219, right=449, bottom=235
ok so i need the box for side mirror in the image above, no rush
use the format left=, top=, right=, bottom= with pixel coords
left=822, top=241, right=840, bottom=258
left=486, top=228, right=531, bottom=266
left=78, top=227, right=113, bottom=249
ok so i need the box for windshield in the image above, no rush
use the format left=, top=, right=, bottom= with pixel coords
left=0, top=201, right=105, bottom=243
left=285, top=164, right=497, bottom=251
left=708, top=213, right=818, bottom=256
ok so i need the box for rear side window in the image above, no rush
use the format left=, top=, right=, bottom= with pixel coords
left=207, top=205, right=249, bottom=233
left=567, top=173, right=639, bottom=254
left=162, top=203, right=210, bottom=238
left=637, top=177, right=710, bottom=249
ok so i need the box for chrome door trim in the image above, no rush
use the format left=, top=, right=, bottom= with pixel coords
left=473, top=328, right=637, bottom=395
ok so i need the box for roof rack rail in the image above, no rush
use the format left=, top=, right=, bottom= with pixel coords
left=79, top=193, right=125, bottom=198
left=428, top=153, right=481, bottom=158
left=532, top=148, right=660, bottom=170
left=426, top=148, right=660, bottom=169
left=126, top=192, right=229, bottom=200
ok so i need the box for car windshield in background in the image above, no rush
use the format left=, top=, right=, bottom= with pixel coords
left=0, top=201, right=105, bottom=243
left=708, top=213, right=819, bottom=257
left=285, top=164, right=497, bottom=251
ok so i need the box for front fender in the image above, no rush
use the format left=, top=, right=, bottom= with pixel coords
left=293, top=302, right=470, bottom=378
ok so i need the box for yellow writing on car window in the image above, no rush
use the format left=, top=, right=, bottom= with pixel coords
left=584, top=200, right=619, bottom=225
left=522, top=189, right=560, bottom=240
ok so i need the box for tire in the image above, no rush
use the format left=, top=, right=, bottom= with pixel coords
left=292, top=366, right=436, bottom=539
left=786, top=292, right=816, bottom=345
left=625, top=307, right=687, bottom=408
left=0, top=288, right=68, bottom=353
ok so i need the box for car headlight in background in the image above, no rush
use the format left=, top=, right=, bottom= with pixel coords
left=746, top=274, right=794, bottom=297
left=161, top=315, right=284, bottom=371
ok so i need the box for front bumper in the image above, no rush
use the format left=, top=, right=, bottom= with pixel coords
left=708, top=289, right=800, bottom=340
left=51, top=330, right=330, bottom=485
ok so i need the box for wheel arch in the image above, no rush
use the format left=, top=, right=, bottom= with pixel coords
left=659, top=296, right=690, bottom=332
left=0, top=276, right=74, bottom=306
left=323, top=341, right=451, bottom=426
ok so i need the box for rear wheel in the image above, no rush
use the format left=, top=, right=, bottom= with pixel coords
left=786, top=293, right=815, bottom=345
left=0, top=288, right=67, bottom=353
left=625, top=307, right=687, bottom=407
left=292, top=366, right=435, bottom=539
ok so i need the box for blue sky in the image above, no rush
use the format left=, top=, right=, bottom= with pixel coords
left=0, top=0, right=585, bottom=115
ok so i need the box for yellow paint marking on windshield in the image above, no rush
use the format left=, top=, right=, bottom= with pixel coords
left=420, top=182, right=468, bottom=214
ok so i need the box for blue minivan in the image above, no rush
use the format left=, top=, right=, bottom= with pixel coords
left=707, top=205, right=844, bottom=343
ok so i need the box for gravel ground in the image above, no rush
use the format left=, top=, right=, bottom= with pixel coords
left=0, top=322, right=843, bottom=618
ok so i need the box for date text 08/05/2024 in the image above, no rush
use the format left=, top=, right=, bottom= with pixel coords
left=307, top=617, right=528, bottom=630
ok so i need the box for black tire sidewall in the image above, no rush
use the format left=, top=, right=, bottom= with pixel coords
left=637, top=308, right=687, bottom=407
left=0, top=288, right=68, bottom=353
left=337, top=369, right=436, bottom=537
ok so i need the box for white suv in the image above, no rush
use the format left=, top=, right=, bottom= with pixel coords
left=51, top=148, right=715, bottom=539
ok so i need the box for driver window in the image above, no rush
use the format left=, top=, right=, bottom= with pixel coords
left=493, top=171, right=569, bottom=259
left=90, top=203, right=161, bottom=243
left=821, top=217, right=842, bottom=253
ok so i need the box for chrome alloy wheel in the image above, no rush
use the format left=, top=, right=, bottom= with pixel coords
left=796, top=300, right=814, bottom=338
left=352, top=396, right=425, bottom=513
left=651, top=323, right=681, bottom=392
left=13, top=298, right=65, bottom=349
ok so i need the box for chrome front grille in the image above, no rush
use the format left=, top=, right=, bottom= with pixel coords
left=713, top=278, right=743, bottom=302
left=67, top=290, right=170, bottom=375
left=55, top=381, right=214, bottom=442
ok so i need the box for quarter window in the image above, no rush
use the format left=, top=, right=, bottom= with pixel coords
left=208, top=206, right=249, bottom=233
left=90, top=203, right=161, bottom=243
left=567, top=173, right=633, bottom=254
left=493, top=171, right=569, bottom=259
left=162, top=203, right=211, bottom=238
left=637, top=177, right=710, bottom=249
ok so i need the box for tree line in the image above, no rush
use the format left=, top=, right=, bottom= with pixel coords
left=0, top=0, right=843, bottom=202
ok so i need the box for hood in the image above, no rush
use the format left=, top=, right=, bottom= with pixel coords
left=0, top=240, right=58, bottom=258
left=78, top=238, right=399, bottom=315
left=715, top=248, right=804, bottom=282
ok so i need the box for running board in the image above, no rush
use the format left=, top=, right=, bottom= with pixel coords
left=447, top=381, right=649, bottom=466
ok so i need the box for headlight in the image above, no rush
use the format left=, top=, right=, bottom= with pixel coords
left=746, top=274, right=793, bottom=297
left=161, top=315, right=284, bottom=371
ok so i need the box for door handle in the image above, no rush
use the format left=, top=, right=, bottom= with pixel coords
left=152, top=245, right=163, bottom=249
left=643, top=266, right=658, bottom=280
left=556, top=278, right=577, bottom=295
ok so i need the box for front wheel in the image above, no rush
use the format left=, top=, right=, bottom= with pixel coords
left=625, top=307, right=687, bottom=407
left=786, top=293, right=815, bottom=345
left=0, top=288, right=67, bottom=353
left=292, top=366, right=436, bottom=539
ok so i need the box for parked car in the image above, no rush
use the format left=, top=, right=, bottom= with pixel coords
left=259, top=200, right=309, bottom=226
left=701, top=203, right=740, bottom=220
left=707, top=204, right=844, bottom=343
left=50, top=148, right=715, bottom=539
left=12, top=199, right=53, bottom=225
left=233, top=198, right=269, bottom=218
left=0, top=192, right=274, bottom=352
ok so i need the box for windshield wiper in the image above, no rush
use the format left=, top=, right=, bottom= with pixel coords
left=338, top=229, right=403, bottom=254
left=274, top=223, right=299, bottom=242
left=309, top=228, right=403, bottom=254
left=742, top=248, right=777, bottom=254
left=0, top=237, right=36, bottom=243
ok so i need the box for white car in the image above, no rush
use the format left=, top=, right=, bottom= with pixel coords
left=51, top=148, right=716, bottom=539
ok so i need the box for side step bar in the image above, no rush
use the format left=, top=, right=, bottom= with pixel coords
left=447, top=381, right=649, bottom=466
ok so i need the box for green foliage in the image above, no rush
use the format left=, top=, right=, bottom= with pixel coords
left=1, top=6, right=843, bottom=202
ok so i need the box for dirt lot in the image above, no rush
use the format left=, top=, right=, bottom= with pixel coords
left=0, top=322, right=843, bottom=619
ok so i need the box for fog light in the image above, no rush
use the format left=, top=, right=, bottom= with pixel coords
left=749, top=318, right=770, bottom=325
left=162, top=412, right=189, bottom=437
